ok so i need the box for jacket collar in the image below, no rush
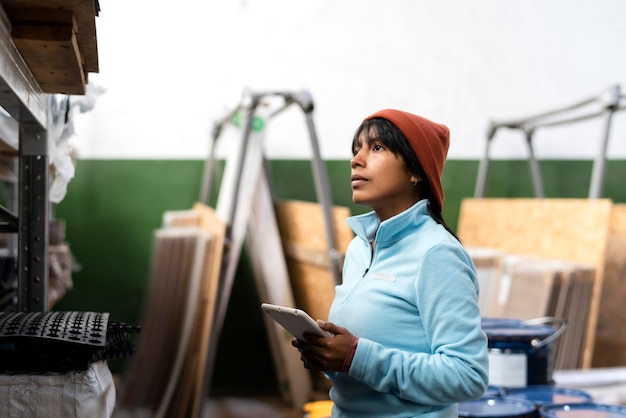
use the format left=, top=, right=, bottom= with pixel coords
left=347, top=199, right=430, bottom=244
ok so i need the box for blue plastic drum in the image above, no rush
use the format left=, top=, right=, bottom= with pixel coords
left=539, top=402, right=626, bottom=417
left=504, top=385, right=592, bottom=408
left=483, top=319, right=563, bottom=388
left=458, top=397, right=536, bottom=418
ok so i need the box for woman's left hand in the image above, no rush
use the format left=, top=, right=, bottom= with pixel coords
left=292, top=320, right=357, bottom=372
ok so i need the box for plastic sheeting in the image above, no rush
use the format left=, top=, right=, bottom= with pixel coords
left=0, top=361, right=115, bottom=418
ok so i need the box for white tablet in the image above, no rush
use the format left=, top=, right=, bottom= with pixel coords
left=261, top=303, right=331, bottom=341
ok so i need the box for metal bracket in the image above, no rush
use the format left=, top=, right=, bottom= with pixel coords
left=17, top=122, right=49, bottom=312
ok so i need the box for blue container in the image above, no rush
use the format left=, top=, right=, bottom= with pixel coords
left=504, top=385, right=592, bottom=408
left=482, top=318, right=565, bottom=388
left=482, top=318, right=524, bottom=329
left=539, top=402, right=626, bottom=417
left=458, top=397, right=536, bottom=418
left=483, top=386, right=505, bottom=399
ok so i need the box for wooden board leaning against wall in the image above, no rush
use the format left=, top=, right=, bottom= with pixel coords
left=275, top=200, right=354, bottom=324
left=594, top=204, right=626, bottom=367
left=275, top=200, right=355, bottom=392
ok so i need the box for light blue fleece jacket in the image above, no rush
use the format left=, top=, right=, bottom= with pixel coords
left=327, top=199, right=488, bottom=417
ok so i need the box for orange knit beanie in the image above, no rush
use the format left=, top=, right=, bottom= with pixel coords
left=363, top=109, right=450, bottom=214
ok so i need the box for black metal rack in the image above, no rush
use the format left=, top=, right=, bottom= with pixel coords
left=0, top=4, right=49, bottom=312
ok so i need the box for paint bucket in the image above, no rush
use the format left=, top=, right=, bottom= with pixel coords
left=458, top=397, right=536, bottom=418
left=303, top=400, right=333, bottom=418
left=504, top=385, right=592, bottom=409
left=483, top=317, right=566, bottom=388
left=539, top=402, right=626, bottom=417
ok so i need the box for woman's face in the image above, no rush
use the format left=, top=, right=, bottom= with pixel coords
left=350, top=129, right=419, bottom=221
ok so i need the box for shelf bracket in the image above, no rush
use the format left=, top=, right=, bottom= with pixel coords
left=17, top=121, right=48, bottom=312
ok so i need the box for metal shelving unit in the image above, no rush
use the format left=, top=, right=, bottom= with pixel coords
left=0, top=4, right=49, bottom=312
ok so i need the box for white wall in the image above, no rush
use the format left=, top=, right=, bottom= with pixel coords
left=72, top=0, right=626, bottom=160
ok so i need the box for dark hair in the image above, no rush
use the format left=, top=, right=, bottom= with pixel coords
left=352, top=117, right=460, bottom=242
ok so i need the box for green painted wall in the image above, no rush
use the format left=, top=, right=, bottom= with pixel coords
left=53, top=159, right=626, bottom=391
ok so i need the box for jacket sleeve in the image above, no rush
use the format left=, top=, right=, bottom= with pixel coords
left=347, top=243, right=489, bottom=405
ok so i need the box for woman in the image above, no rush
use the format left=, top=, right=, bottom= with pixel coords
left=293, top=109, right=488, bottom=417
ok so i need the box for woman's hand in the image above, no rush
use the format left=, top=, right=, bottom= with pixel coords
left=292, top=320, right=358, bottom=373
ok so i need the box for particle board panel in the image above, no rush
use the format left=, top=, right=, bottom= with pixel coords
left=275, top=200, right=354, bottom=324
left=458, top=198, right=613, bottom=369
left=593, top=204, right=626, bottom=367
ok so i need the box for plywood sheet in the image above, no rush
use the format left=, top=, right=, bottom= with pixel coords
left=458, top=198, right=613, bottom=368
left=593, top=204, right=626, bottom=367
left=276, top=200, right=354, bottom=324
left=458, top=199, right=612, bottom=267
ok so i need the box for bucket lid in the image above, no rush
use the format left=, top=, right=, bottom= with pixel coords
left=483, top=386, right=505, bottom=398
left=482, top=318, right=524, bottom=329
left=459, top=397, right=536, bottom=417
left=539, top=402, right=626, bottom=417
left=485, top=323, right=555, bottom=340
left=505, top=385, right=592, bottom=406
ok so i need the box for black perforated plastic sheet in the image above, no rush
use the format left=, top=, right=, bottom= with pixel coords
left=0, top=311, right=140, bottom=373
left=0, top=311, right=108, bottom=346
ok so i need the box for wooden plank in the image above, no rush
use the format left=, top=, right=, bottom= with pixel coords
left=593, top=204, right=626, bottom=367
left=11, top=21, right=85, bottom=95
left=0, top=2, right=46, bottom=128
left=3, top=0, right=98, bottom=73
left=458, top=198, right=613, bottom=369
left=156, top=231, right=210, bottom=418
left=187, top=203, right=226, bottom=418
left=248, top=173, right=313, bottom=411
left=162, top=209, right=202, bottom=228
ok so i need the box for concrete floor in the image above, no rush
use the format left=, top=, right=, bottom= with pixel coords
left=111, top=395, right=303, bottom=418
left=201, top=395, right=301, bottom=418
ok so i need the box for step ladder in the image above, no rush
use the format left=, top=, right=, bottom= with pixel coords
left=197, top=90, right=341, bottom=415
left=474, top=85, right=626, bottom=199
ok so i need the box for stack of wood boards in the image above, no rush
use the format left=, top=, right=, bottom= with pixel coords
left=458, top=198, right=618, bottom=369
left=468, top=249, right=595, bottom=370
left=466, top=248, right=505, bottom=316
left=120, top=203, right=225, bottom=418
